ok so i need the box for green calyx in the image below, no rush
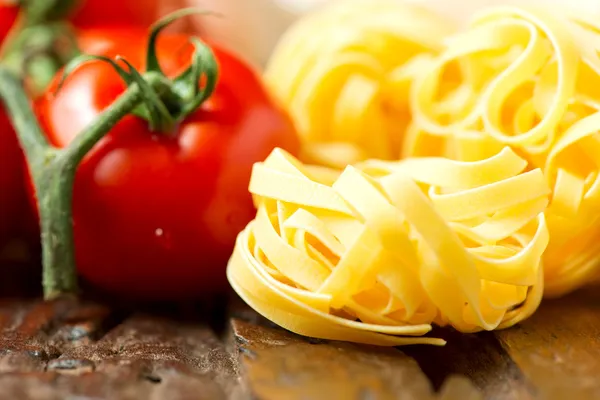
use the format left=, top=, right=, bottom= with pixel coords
left=59, top=8, right=219, bottom=134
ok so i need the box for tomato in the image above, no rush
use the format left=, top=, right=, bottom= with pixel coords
left=0, top=2, right=23, bottom=249
left=33, top=32, right=299, bottom=299
left=0, top=112, right=24, bottom=248
left=76, top=27, right=147, bottom=56
left=69, top=0, right=160, bottom=29
left=0, top=2, right=17, bottom=44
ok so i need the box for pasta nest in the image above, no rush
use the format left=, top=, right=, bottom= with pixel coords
left=264, top=0, right=455, bottom=168
left=411, top=6, right=600, bottom=296
left=227, top=147, right=549, bottom=346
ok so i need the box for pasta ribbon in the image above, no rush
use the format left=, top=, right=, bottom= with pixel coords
left=264, top=0, right=455, bottom=168
left=227, top=147, right=550, bottom=345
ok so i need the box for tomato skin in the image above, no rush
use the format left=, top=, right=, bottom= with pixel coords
left=76, top=27, right=147, bottom=56
left=34, top=32, right=299, bottom=299
left=0, top=3, right=23, bottom=248
left=69, top=0, right=160, bottom=29
left=0, top=111, right=24, bottom=248
left=0, top=3, right=17, bottom=44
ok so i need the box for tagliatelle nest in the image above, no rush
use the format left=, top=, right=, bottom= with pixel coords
left=227, top=147, right=549, bottom=346
left=264, top=0, right=455, bottom=168
left=409, top=7, right=600, bottom=296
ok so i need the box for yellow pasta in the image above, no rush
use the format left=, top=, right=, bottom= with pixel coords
left=264, top=0, right=455, bottom=168
left=227, top=147, right=549, bottom=345
left=265, top=1, right=600, bottom=299
left=409, top=6, right=600, bottom=296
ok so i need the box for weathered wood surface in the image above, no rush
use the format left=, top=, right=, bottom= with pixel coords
left=1, top=266, right=599, bottom=400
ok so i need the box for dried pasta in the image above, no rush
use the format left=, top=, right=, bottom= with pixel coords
left=227, top=147, right=549, bottom=345
left=409, top=6, right=600, bottom=296
left=264, top=0, right=455, bottom=168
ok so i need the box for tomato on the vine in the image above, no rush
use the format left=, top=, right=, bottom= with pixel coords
left=33, top=31, right=299, bottom=299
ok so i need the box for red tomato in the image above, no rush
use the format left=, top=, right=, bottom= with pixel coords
left=69, top=0, right=160, bottom=29
left=0, top=2, right=18, bottom=44
left=76, top=27, right=147, bottom=56
left=0, top=2, right=23, bottom=248
left=33, top=32, right=299, bottom=299
left=0, top=112, right=24, bottom=248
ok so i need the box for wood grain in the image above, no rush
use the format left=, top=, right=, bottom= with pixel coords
left=0, top=288, right=598, bottom=400
left=232, top=318, right=434, bottom=400
left=403, top=329, right=534, bottom=400
left=232, top=318, right=484, bottom=400
left=0, top=298, right=241, bottom=400
left=496, top=285, right=600, bottom=400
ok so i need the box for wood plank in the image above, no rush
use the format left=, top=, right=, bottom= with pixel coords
left=0, top=298, right=76, bottom=373
left=495, top=285, right=600, bottom=400
left=0, top=298, right=242, bottom=400
left=13, top=288, right=600, bottom=399
left=402, top=329, right=535, bottom=400
left=232, top=318, right=431, bottom=400
left=231, top=318, right=484, bottom=400
left=87, top=314, right=235, bottom=398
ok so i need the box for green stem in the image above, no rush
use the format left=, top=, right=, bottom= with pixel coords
left=0, top=68, right=48, bottom=162
left=41, top=86, right=145, bottom=299
left=0, top=66, right=144, bottom=298
left=0, top=22, right=81, bottom=95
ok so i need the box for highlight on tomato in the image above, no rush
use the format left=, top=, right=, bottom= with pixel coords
left=22, top=11, right=300, bottom=299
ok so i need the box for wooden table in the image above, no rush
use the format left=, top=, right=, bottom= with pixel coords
left=1, top=261, right=599, bottom=400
